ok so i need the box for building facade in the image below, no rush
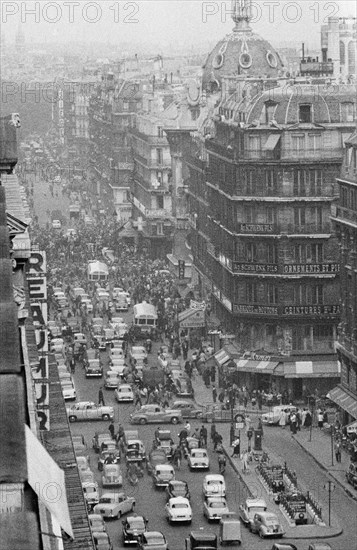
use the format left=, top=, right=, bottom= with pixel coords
left=331, top=129, right=357, bottom=424
left=321, top=16, right=357, bottom=81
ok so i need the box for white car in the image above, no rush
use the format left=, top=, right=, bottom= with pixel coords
left=73, top=287, right=86, bottom=298
left=203, top=474, right=226, bottom=497
left=130, top=346, right=147, bottom=362
left=115, top=384, right=134, bottom=402
left=80, top=468, right=96, bottom=484
left=110, top=362, right=126, bottom=378
left=165, top=497, right=192, bottom=523
left=102, top=463, right=123, bottom=487
left=110, top=348, right=125, bottom=360
left=52, top=219, right=61, bottom=229
left=203, top=497, right=229, bottom=521
left=60, top=380, right=76, bottom=400
left=188, top=448, right=210, bottom=470
left=67, top=402, right=114, bottom=422
left=93, top=492, right=135, bottom=519
left=262, top=405, right=298, bottom=425
left=77, top=456, right=90, bottom=471
left=50, top=338, right=65, bottom=352
left=88, top=513, right=107, bottom=533
left=82, top=481, right=99, bottom=507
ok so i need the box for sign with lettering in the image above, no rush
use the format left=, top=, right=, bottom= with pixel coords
left=238, top=223, right=275, bottom=233
left=233, top=304, right=279, bottom=315
left=179, top=308, right=206, bottom=328
left=233, top=263, right=278, bottom=273
left=283, top=305, right=340, bottom=316
left=28, top=251, right=49, bottom=430
left=283, top=264, right=340, bottom=274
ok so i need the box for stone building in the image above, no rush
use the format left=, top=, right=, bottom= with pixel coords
left=321, top=16, right=357, bottom=81
left=330, top=128, right=357, bottom=424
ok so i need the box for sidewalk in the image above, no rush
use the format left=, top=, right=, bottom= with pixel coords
left=190, top=373, right=343, bottom=539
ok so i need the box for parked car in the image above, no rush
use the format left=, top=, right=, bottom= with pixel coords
left=60, top=380, right=76, bottom=400
left=146, top=448, right=168, bottom=474
left=239, top=498, right=268, bottom=529
left=262, top=405, right=297, bottom=425
left=157, top=429, right=174, bottom=459
left=102, top=463, right=123, bottom=487
left=85, top=359, right=103, bottom=378
left=80, top=468, right=95, bottom=484
left=165, top=480, right=190, bottom=502
left=130, top=346, right=148, bottom=364
left=307, top=543, right=334, bottom=550
left=77, top=456, right=90, bottom=471
left=172, top=401, right=202, bottom=419
left=115, top=383, right=134, bottom=402
left=153, top=464, right=175, bottom=489
left=72, top=434, right=87, bottom=454
left=346, top=462, right=357, bottom=489
left=50, top=337, right=65, bottom=353
left=137, top=532, right=168, bottom=550
left=98, top=445, right=120, bottom=471
left=203, top=497, right=229, bottom=522
left=66, top=402, right=114, bottom=422
left=88, top=513, right=107, bottom=533
left=130, top=405, right=182, bottom=425
left=251, top=511, right=285, bottom=538
left=203, top=475, right=226, bottom=497
left=92, top=432, right=113, bottom=453
left=125, top=440, right=146, bottom=464
left=93, top=492, right=136, bottom=519
left=270, top=544, right=298, bottom=550
left=82, top=481, right=99, bottom=508
left=92, top=532, right=113, bottom=550
left=122, top=515, right=148, bottom=545
left=188, top=448, right=210, bottom=470
left=165, top=497, right=192, bottom=524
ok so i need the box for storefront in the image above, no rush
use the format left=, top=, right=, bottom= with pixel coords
left=327, top=385, right=357, bottom=425
left=233, top=358, right=284, bottom=392
left=284, top=359, right=341, bottom=401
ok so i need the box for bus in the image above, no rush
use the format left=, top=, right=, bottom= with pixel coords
left=133, top=302, right=158, bottom=337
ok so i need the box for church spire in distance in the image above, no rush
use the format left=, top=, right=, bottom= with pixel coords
left=232, top=0, right=252, bottom=31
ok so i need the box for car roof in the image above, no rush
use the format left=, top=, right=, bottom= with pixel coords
left=206, top=496, right=226, bottom=503
left=168, top=497, right=189, bottom=504
left=245, top=498, right=267, bottom=507
left=205, top=474, right=224, bottom=482
left=169, top=480, right=187, bottom=486
left=144, top=532, right=164, bottom=540
left=155, top=464, right=173, bottom=471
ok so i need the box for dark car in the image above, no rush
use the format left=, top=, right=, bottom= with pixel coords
left=172, top=401, right=202, bottom=419
left=122, top=514, right=148, bottom=545
left=165, top=480, right=190, bottom=502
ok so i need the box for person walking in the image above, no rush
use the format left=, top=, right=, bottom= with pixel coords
left=334, top=440, right=342, bottom=463
left=212, top=385, right=217, bottom=403
left=108, top=422, right=115, bottom=439
left=200, top=425, right=208, bottom=448
left=231, top=436, right=240, bottom=458
left=210, top=422, right=217, bottom=444
left=134, top=388, right=142, bottom=408
left=98, top=386, right=105, bottom=406
left=317, top=409, right=324, bottom=429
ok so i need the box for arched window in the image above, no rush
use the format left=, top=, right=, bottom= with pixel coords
left=348, top=41, right=356, bottom=75
left=340, top=41, right=345, bottom=65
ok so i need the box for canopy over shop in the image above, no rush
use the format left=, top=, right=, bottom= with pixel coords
left=87, top=260, right=109, bottom=281
left=327, top=385, right=357, bottom=424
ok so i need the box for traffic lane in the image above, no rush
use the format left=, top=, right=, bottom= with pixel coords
left=263, top=426, right=357, bottom=550
left=69, top=402, right=273, bottom=550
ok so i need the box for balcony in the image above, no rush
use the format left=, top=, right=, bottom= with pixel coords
left=285, top=223, right=331, bottom=235
left=334, top=205, right=357, bottom=227
left=236, top=222, right=279, bottom=234
left=145, top=208, right=172, bottom=219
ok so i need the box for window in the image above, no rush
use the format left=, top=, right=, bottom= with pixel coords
left=312, top=206, right=323, bottom=231
left=246, top=243, right=256, bottom=262
left=157, top=222, right=164, bottom=235
left=267, top=243, right=277, bottom=263
left=264, top=102, right=277, bottom=124
left=294, top=170, right=306, bottom=196
left=267, top=285, right=278, bottom=304
left=245, top=205, right=255, bottom=223
left=248, top=135, right=260, bottom=154
left=340, top=41, right=346, bottom=65
left=156, top=195, right=164, bottom=209
left=292, top=134, right=305, bottom=154
left=307, top=243, right=323, bottom=263
left=156, top=170, right=163, bottom=183
left=309, top=133, right=322, bottom=152
left=266, top=206, right=276, bottom=224
left=294, top=207, right=306, bottom=228
left=348, top=41, right=356, bottom=75
left=245, top=170, right=256, bottom=194
left=156, top=148, right=163, bottom=164
left=246, top=282, right=257, bottom=303
left=309, top=170, right=322, bottom=196
left=299, top=105, right=312, bottom=123
left=312, top=284, right=323, bottom=304
left=157, top=126, right=163, bottom=137
left=341, top=102, right=355, bottom=122
left=265, top=170, right=275, bottom=193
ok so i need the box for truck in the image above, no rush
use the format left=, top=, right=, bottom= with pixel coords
left=185, top=530, right=217, bottom=550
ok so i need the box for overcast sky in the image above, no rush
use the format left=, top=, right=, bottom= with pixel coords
left=2, top=1, right=356, bottom=51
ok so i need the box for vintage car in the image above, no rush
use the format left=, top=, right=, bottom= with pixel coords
left=125, top=440, right=146, bottom=464
left=109, top=362, right=127, bottom=379
left=98, top=444, right=120, bottom=471
left=50, top=338, right=65, bottom=353
left=60, top=380, right=76, bottom=400
left=152, top=464, right=175, bottom=489
left=105, top=371, right=121, bottom=389
left=262, top=405, right=297, bottom=425
left=48, top=321, right=61, bottom=338
left=92, top=432, right=113, bottom=453
left=203, top=475, right=226, bottom=498
left=137, top=532, right=168, bottom=550
left=165, top=480, right=190, bottom=502
left=93, top=492, right=136, bottom=519
left=157, top=430, right=174, bottom=459
left=174, top=376, right=194, bottom=398
left=239, top=498, right=268, bottom=529
left=130, top=405, right=182, bottom=425
left=72, top=434, right=87, bottom=454
left=122, top=514, right=148, bottom=545
left=92, top=532, right=113, bottom=550
left=80, top=468, right=95, bottom=484
left=129, top=346, right=148, bottom=364
left=76, top=456, right=90, bottom=471
left=251, top=511, right=285, bottom=538
left=102, top=463, right=123, bottom=487
left=346, top=462, right=357, bottom=488
left=203, top=497, right=229, bottom=522
left=74, top=332, right=87, bottom=345
left=115, top=384, right=134, bottom=403
left=110, top=347, right=125, bottom=360
left=67, top=402, right=114, bottom=422
left=188, top=448, right=210, bottom=470
left=165, top=497, right=192, bottom=524
left=82, top=481, right=99, bottom=508
left=88, top=513, right=107, bottom=533
left=171, top=401, right=202, bottom=419
left=146, top=448, right=168, bottom=474
left=85, top=359, right=103, bottom=378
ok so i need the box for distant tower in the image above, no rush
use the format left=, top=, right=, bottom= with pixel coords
left=15, top=24, right=25, bottom=60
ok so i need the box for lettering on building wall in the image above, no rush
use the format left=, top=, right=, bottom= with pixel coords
left=233, top=304, right=279, bottom=315
left=28, top=251, right=49, bottom=430
left=283, top=305, right=340, bottom=315
left=283, top=264, right=340, bottom=274
left=233, top=263, right=278, bottom=273
left=239, top=223, right=274, bottom=233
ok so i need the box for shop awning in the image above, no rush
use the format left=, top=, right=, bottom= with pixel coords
left=284, top=360, right=341, bottom=379
left=235, top=359, right=282, bottom=375
left=214, top=348, right=231, bottom=366
left=327, top=385, right=357, bottom=419
left=263, top=133, right=281, bottom=151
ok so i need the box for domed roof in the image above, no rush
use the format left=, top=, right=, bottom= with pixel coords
left=202, top=26, right=284, bottom=93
